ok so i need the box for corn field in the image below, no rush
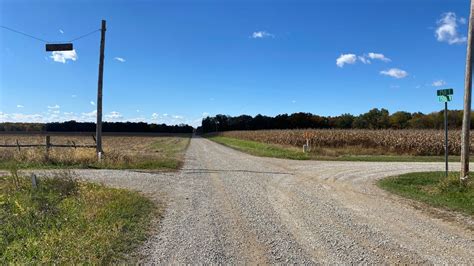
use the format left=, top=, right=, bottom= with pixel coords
left=216, top=129, right=474, bottom=156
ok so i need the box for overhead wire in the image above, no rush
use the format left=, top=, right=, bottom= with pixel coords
left=0, top=25, right=48, bottom=43
left=0, top=25, right=101, bottom=44
left=68, top=29, right=101, bottom=42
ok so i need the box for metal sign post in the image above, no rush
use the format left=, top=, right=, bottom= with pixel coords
left=437, top=88, right=454, bottom=177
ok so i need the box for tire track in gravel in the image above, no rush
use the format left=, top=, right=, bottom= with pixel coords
left=239, top=156, right=427, bottom=264
left=258, top=156, right=473, bottom=264
left=12, top=137, right=472, bottom=263
left=200, top=142, right=269, bottom=265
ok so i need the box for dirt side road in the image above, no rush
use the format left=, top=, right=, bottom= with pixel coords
left=70, top=137, right=473, bottom=264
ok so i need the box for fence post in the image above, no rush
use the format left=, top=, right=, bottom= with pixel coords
left=31, top=173, right=38, bottom=189
left=16, top=139, right=20, bottom=151
left=45, top=136, right=51, bottom=159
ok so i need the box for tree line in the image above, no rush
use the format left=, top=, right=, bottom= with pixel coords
left=198, top=108, right=474, bottom=133
left=0, top=121, right=194, bottom=133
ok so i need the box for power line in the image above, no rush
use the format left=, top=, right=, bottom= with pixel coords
left=1, top=25, right=101, bottom=44
left=69, top=29, right=101, bottom=42
left=0, top=25, right=49, bottom=43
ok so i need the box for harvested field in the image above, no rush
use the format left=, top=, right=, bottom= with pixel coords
left=0, top=134, right=190, bottom=169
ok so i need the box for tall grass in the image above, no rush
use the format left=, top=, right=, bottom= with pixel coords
left=0, top=136, right=190, bottom=169
left=0, top=169, right=154, bottom=263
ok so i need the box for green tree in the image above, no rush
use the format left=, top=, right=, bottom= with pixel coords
left=389, top=111, right=412, bottom=129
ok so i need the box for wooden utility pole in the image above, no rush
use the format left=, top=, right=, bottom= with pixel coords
left=461, top=1, right=474, bottom=183
left=96, top=20, right=106, bottom=160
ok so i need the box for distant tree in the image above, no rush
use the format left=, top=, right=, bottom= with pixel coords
left=408, top=112, right=435, bottom=129
left=352, top=116, right=369, bottom=129
left=389, top=111, right=412, bottom=129
left=333, top=114, right=354, bottom=129
left=1, top=121, right=193, bottom=133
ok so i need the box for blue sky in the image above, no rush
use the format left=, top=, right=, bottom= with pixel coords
left=0, top=0, right=471, bottom=126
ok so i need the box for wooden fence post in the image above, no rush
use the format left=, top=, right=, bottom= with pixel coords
left=45, top=136, right=51, bottom=159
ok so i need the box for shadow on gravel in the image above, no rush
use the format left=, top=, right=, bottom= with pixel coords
left=181, top=168, right=294, bottom=175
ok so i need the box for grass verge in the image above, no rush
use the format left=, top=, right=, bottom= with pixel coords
left=208, top=136, right=467, bottom=162
left=209, top=136, right=311, bottom=160
left=377, top=172, right=473, bottom=215
left=0, top=170, right=156, bottom=263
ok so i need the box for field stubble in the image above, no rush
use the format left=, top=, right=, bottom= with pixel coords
left=0, top=135, right=190, bottom=169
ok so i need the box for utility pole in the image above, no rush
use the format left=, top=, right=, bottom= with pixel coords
left=96, top=20, right=106, bottom=161
left=461, top=1, right=474, bottom=184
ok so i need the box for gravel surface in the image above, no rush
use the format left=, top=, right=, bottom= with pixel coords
left=14, top=137, right=474, bottom=263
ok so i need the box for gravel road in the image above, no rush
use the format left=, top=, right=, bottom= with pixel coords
left=52, top=137, right=474, bottom=263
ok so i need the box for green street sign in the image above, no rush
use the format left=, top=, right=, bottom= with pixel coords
left=438, top=95, right=453, bottom=102
left=437, top=88, right=453, bottom=96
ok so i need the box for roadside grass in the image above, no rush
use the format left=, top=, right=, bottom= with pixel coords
left=377, top=172, right=474, bottom=215
left=208, top=136, right=465, bottom=162
left=209, top=136, right=311, bottom=160
left=0, top=170, right=156, bottom=263
left=0, top=136, right=190, bottom=170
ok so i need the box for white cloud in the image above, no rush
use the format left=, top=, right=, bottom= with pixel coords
left=358, top=56, right=370, bottom=64
left=435, top=12, right=467, bottom=44
left=47, top=104, right=60, bottom=109
left=16, top=105, right=24, bottom=108
left=251, top=31, right=274, bottom=39
left=105, top=111, right=123, bottom=120
left=380, top=68, right=408, bottom=79
left=59, top=29, right=64, bottom=34
left=114, top=57, right=126, bottom=62
left=336, top=54, right=357, bottom=67
left=357, top=52, right=390, bottom=64
left=136, top=109, right=140, bottom=112
left=202, top=112, right=210, bottom=117
left=50, top=50, right=78, bottom=63
left=71, top=94, right=77, bottom=98
left=151, top=113, right=160, bottom=120
left=367, top=52, right=391, bottom=62
left=81, top=110, right=97, bottom=119
left=150, top=113, right=188, bottom=125
left=90, top=101, right=95, bottom=106
left=432, top=80, right=446, bottom=87
left=47, top=105, right=60, bottom=115
left=0, top=112, right=43, bottom=123
left=12, top=113, right=43, bottom=122
left=127, top=117, right=147, bottom=122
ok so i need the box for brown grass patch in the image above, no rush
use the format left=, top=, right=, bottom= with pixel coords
left=0, top=135, right=190, bottom=169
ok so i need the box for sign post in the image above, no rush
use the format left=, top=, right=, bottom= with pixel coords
left=437, top=88, right=453, bottom=177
